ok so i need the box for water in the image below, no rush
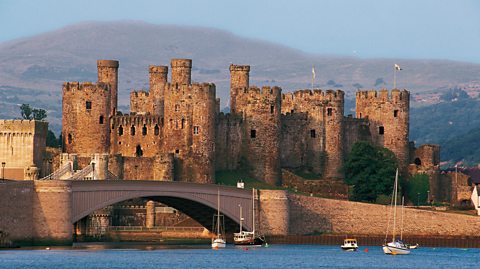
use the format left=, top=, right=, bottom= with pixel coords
left=1, top=244, right=478, bottom=269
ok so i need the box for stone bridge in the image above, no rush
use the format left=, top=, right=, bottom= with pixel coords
left=71, top=180, right=257, bottom=233
left=0, top=180, right=289, bottom=244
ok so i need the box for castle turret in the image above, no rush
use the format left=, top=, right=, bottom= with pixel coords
left=171, top=59, right=192, bottom=85
left=356, top=89, right=410, bottom=173
left=323, top=90, right=344, bottom=179
left=97, top=60, right=119, bottom=116
left=62, top=82, right=111, bottom=156
left=229, top=64, right=250, bottom=114
left=149, top=65, right=168, bottom=115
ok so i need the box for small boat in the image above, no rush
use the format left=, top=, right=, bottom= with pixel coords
left=211, top=189, right=226, bottom=249
left=233, top=188, right=266, bottom=246
left=383, top=169, right=410, bottom=255
left=408, top=243, right=419, bottom=249
left=341, top=238, right=358, bottom=251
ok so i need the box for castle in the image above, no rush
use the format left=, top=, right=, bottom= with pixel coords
left=61, top=59, right=437, bottom=185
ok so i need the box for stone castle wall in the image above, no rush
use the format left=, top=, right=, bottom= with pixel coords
left=130, top=91, right=150, bottom=114
left=289, top=194, right=480, bottom=236
left=0, top=181, right=34, bottom=242
left=215, top=113, right=243, bottom=171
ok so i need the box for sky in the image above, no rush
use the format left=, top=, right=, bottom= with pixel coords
left=1, top=0, right=479, bottom=63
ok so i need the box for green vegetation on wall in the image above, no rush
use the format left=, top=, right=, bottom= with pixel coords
left=405, top=174, right=430, bottom=206
left=343, top=141, right=398, bottom=202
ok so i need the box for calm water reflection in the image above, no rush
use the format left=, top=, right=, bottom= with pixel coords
left=1, top=244, right=478, bottom=269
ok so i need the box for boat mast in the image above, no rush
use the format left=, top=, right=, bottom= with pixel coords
left=252, top=188, right=255, bottom=234
left=392, top=169, right=398, bottom=242
left=400, top=196, right=405, bottom=240
left=217, top=189, right=221, bottom=237
left=239, top=204, right=243, bottom=233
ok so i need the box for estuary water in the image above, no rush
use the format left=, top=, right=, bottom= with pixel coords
left=1, top=244, right=478, bottom=269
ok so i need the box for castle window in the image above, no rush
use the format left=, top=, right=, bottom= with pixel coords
left=379, top=126, right=384, bottom=135
left=394, top=110, right=399, bottom=117
left=175, top=149, right=180, bottom=157
left=193, top=126, right=199, bottom=135
left=154, top=124, right=160, bottom=136
left=175, top=120, right=179, bottom=129
left=414, top=157, right=422, bottom=166
left=118, top=125, right=123, bottom=136
left=67, top=133, right=73, bottom=144
left=181, top=118, right=185, bottom=129
left=131, top=126, right=136, bottom=136
left=135, top=145, right=143, bottom=157
left=175, top=104, right=180, bottom=112
left=142, top=124, right=147, bottom=136
left=270, top=105, right=274, bottom=114
left=291, top=109, right=294, bottom=113
left=86, top=101, right=92, bottom=110
left=310, top=129, right=316, bottom=138
left=327, top=108, right=333, bottom=116
left=250, top=129, right=256, bottom=138
left=359, top=113, right=362, bottom=118
left=99, top=115, right=104, bottom=124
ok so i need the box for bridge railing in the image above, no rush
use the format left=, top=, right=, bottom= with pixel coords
left=39, top=162, right=72, bottom=180
left=107, top=226, right=206, bottom=232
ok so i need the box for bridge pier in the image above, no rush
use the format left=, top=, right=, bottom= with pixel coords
left=32, top=181, right=73, bottom=245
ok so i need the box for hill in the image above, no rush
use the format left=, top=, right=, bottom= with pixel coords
left=1, top=21, right=480, bottom=141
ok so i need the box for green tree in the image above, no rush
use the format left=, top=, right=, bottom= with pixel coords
left=20, top=104, right=33, bottom=119
left=46, top=130, right=60, bottom=147
left=405, top=174, right=429, bottom=206
left=343, top=141, right=398, bottom=202
left=32, top=108, right=47, bottom=121
left=20, top=104, right=47, bottom=120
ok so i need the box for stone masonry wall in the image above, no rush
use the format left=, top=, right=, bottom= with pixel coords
left=258, top=190, right=289, bottom=235
left=215, top=113, right=243, bottom=171
left=289, top=194, right=480, bottom=236
left=0, top=181, right=34, bottom=242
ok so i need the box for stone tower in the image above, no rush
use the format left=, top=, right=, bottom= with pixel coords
left=97, top=60, right=119, bottom=116
left=235, top=86, right=282, bottom=186
left=149, top=65, right=168, bottom=115
left=356, top=89, right=410, bottom=172
left=229, top=64, right=250, bottom=114
left=162, top=59, right=217, bottom=183
left=62, top=82, right=111, bottom=155
left=323, top=90, right=344, bottom=179
left=171, top=59, right=192, bottom=85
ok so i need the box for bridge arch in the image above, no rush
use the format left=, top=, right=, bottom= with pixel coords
left=71, top=180, right=255, bottom=232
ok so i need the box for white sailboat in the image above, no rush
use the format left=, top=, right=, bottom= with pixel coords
left=383, top=169, right=410, bottom=255
left=233, top=188, right=266, bottom=246
left=211, top=189, right=226, bottom=249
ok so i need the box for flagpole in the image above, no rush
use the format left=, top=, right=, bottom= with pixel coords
left=393, top=66, right=397, bottom=89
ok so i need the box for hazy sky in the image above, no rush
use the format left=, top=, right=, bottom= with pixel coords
left=1, top=0, right=479, bottom=63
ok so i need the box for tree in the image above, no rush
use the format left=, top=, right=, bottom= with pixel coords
left=46, top=130, right=60, bottom=148
left=19, top=104, right=47, bottom=120
left=405, top=174, right=429, bottom=206
left=343, top=141, right=398, bottom=202
left=20, top=104, right=33, bottom=119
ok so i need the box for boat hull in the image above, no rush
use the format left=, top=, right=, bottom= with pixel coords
left=383, top=245, right=410, bottom=255
left=211, top=238, right=226, bottom=249
left=234, top=237, right=265, bottom=246
left=341, top=246, right=358, bottom=251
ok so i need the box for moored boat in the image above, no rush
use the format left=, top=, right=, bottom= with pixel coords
left=341, top=238, right=358, bottom=251
left=233, top=188, right=267, bottom=247
left=211, top=189, right=226, bottom=249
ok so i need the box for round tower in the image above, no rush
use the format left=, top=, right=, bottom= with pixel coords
left=229, top=65, right=250, bottom=114
left=149, top=65, right=168, bottom=115
left=355, top=89, right=410, bottom=173
left=62, top=82, right=111, bottom=156
left=323, top=90, right=345, bottom=179
left=97, top=60, right=119, bottom=116
left=242, top=86, right=282, bottom=186
left=171, top=59, right=192, bottom=85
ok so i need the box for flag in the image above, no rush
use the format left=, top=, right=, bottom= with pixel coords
left=394, top=64, right=402, bottom=71
left=312, top=66, right=316, bottom=79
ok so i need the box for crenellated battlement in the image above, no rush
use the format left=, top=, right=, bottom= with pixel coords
left=166, top=82, right=216, bottom=99
left=63, top=81, right=110, bottom=93
left=111, top=114, right=163, bottom=127
left=149, top=65, right=168, bottom=73
left=283, top=89, right=344, bottom=103
left=97, top=59, right=119, bottom=68
left=131, top=90, right=150, bottom=98
left=229, top=64, right=250, bottom=72
left=356, top=89, right=409, bottom=104
left=171, top=59, right=192, bottom=68
left=237, top=86, right=282, bottom=98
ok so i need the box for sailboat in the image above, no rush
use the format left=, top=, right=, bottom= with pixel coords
left=233, top=188, right=266, bottom=246
left=383, top=169, right=410, bottom=255
left=211, top=189, right=226, bottom=249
